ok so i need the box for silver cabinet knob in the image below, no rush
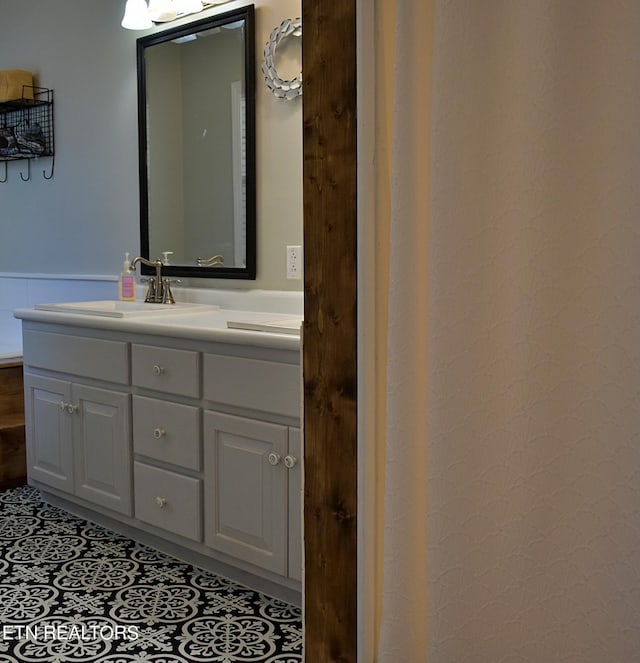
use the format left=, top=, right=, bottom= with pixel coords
left=268, top=452, right=282, bottom=466
left=153, top=428, right=166, bottom=439
left=59, top=401, right=67, bottom=411
left=156, top=496, right=167, bottom=508
left=153, top=364, right=165, bottom=376
left=284, top=455, right=298, bottom=469
left=66, top=403, right=78, bottom=414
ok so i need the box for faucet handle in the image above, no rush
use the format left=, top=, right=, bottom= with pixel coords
left=161, top=278, right=178, bottom=304
left=196, top=254, right=224, bottom=267
left=142, top=277, right=156, bottom=303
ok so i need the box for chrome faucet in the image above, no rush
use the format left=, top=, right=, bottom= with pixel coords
left=196, top=254, right=224, bottom=267
left=130, top=256, right=175, bottom=304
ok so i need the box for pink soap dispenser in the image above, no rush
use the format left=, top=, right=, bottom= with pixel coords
left=118, top=252, right=136, bottom=302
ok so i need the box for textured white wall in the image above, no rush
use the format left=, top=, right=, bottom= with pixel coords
left=0, top=0, right=301, bottom=291
left=428, top=1, right=640, bottom=659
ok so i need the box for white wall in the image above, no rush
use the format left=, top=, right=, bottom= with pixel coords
left=0, top=0, right=302, bottom=291
left=427, top=1, right=640, bottom=660
left=0, top=275, right=116, bottom=355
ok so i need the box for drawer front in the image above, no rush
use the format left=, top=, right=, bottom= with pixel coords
left=133, top=396, right=200, bottom=471
left=132, top=344, right=200, bottom=398
left=203, top=354, right=300, bottom=419
left=23, top=330, right=129, bottom=384
left=134, top=462, right=202, bottom=541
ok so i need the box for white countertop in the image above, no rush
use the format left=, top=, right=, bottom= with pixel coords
left=14, top=306, right=303, bottom=352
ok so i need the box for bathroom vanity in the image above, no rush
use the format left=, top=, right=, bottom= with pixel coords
left=14, top=303, right=302, bottom=598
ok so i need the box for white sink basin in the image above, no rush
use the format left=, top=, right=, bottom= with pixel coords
left=34, top=300, right=218, bottom=318
left=227, top=316, right=302, bottom=335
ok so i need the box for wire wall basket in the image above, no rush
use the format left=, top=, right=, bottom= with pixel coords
left=0, top=86, right=54, bottom=181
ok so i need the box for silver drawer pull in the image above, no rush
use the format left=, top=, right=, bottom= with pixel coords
left=153, top=364, right=165, bottom=376
left=268, top=452, right=282, bottom=466
left=156, top=496, right=167, bottom=508
left=284, top=455, right=298, bottom=469
left=153, top=428, right=166, bottom=439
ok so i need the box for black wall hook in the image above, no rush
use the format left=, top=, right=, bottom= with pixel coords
left=19, top=160, right=31, bottom=181
left=43, top=155, right=54, bottom=180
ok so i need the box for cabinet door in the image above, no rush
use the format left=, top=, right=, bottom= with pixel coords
left=288, top=427, right=302, bottom=582
left=72, top=384, right=132, bottom=516
left=204, top=411, right=288, bottom=575
left=23, top=373, right=73, bottom=493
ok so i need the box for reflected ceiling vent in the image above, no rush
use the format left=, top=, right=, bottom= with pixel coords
left=171, top=33, right=198, bottom=44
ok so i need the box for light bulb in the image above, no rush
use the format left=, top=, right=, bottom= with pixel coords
left=173, top=0, right=203, bottom=16
left=121, top=0, right=152, bottom=30
left=148, top=0, right=177, bottom=22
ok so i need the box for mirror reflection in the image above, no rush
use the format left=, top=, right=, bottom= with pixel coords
left=137, top=6, right=256, bottom=279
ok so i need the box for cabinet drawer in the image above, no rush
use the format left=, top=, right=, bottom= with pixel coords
left=134, top=462, right=202, bottom=541
left=132, top=344, right=200, bottom=398
left=133, top=396, right=200, bottom=471
left=23, top=330, right=128, bottom=384
left=203, top=354, right=300, bottom=419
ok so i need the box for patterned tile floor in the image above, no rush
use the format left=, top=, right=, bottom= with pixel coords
left=0, top=486, right=303, bottom=662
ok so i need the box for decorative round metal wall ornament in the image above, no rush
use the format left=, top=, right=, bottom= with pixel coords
left=261, top=18, right=302, bottom=100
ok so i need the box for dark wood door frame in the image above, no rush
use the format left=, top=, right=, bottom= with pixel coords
left=302, top=1, right=358, bottom=661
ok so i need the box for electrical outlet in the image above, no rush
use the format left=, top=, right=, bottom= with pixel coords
left=287, top=245, right=302, bottom=279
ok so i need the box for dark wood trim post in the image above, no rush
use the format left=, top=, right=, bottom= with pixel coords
left=302, top=1, right=358, bottom=661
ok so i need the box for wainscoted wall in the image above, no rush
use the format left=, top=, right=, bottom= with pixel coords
left=0, top=0, right=302, bottom=292
left=0, top=275, right=116, bottom=357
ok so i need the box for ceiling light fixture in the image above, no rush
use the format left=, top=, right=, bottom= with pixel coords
left=121, top=0, right=232, bottom=30
left=172, top=0, right=203, bottom=16
left=121, top=0, right=153, bottom=30
left=148, top=0, right=177, bottom=22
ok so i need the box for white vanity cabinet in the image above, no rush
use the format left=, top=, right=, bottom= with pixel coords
left=203, top=413, right=302, bottom=581
left=23, top=330, right=132, bottom=516
left=202, top=351, right=302, bottom=581
left=19, top=318, right=302, bottom=596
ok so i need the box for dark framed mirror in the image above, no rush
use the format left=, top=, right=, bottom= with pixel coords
left=137, top=5, right=256, bottom=279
